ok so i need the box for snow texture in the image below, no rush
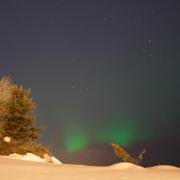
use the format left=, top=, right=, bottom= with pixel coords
left=6, top=153, right=62, bottom=164
left=0, top=156, right=179, bottom=180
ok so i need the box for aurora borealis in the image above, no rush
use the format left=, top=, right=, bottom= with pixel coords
left=0, top=0, right=180, bottom=166
left=65, top=129, right=89, bottom=153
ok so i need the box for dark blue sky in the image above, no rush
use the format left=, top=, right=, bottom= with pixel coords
left=0, top=0, right=180, bottom=166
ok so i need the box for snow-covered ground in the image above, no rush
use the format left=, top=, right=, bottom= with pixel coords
left=0, top=156, right=179, bottom=180
left=7, top=153, right=62, bottom=164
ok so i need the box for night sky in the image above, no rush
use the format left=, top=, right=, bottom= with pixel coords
left=0, top=0, right=180, bottom=166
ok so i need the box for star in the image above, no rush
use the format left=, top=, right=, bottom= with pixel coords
left=81, top=31, right=87, bottom=35
left=103, top=17, right=107, bottom=22
left=151, top=10, right=155, bottom=15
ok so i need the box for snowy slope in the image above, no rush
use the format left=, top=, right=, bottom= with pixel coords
left=0, top=156, right=179, bottom=180
left=1, top=153, right=62, bottom=164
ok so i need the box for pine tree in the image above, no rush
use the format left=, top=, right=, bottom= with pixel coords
left=0, top=77, right=12, bottom=139
left=0, top=77, right=42, bottom=143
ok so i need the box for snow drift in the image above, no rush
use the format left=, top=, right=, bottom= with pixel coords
left=0, top=155, right=179, bottom=180
left=1, top=153, right=62, bottom=164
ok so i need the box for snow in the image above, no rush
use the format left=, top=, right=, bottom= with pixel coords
left=3, top=136, right=11, bottom=143
left=0, top=156, right=179, bottom=180
left=109, top=162, right=144, bottom=170
left=1, top=136, right=62, bottom=164
left=7, top=153, right=62, bottom=164
left=51, top=156, right=62, bottom=164
left=148, top=165, right=180, bottom=170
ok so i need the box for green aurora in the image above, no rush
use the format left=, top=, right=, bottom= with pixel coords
left=65, top=130, right=89, bottom=153
left=64, top=116, right=148, bottom=153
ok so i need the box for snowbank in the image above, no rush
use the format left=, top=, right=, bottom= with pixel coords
left=8, top=153, right=62, bottom=164
left=2, top=136, right=62, bottom=164
left=0, top=156, right=179, bottom=180
left=109, top=162, right=144, bottom=170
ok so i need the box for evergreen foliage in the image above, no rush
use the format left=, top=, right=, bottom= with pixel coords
left=0, top=77, right=42, bottom=143
left=0, top=77, right=52, bottom=160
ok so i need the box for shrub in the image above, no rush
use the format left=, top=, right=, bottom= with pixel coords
left=111, top=143, right=146, bottom=165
